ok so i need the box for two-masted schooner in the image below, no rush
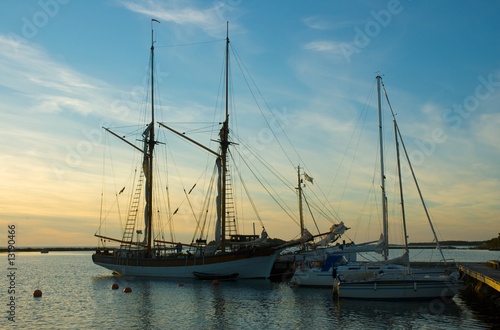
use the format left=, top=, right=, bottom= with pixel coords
left=92, top=21, right=282, bottom=279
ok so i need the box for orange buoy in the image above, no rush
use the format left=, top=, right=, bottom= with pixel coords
left=123, top=287, right=132, bottom=293
left=111, top=283, right=119, bottom=290
left=33, top=289, right=42, bottom=298
left=212, top=280, right=220, bottom=286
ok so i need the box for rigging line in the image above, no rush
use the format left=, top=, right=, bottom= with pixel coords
left=301, top=192, right=321, bottom=235
left=229, top=44, right=297, bottom=168
left=97, top=135, right=107, bottom=235
left=157, top=130, right=176, bottom=243
left=233, top=141, right=298, bottom=222
left=108, top=132, right=126, bottom=233
left=230, top=129, right=296, bottom=191
left=330, top=80, right=376, bottom=209
left=234, top=146, right=300, bottom=227
left=228, top=149, right=263, bottom=227
left=301, top=178, right=342, bottom=221
left=303, top=187, right=341, bottom=223
left=380, top=81, right=444, bottom=244
left=183, top=186, right=202, bottom=240
left=382, top=84, right=446, bottom=256
left=351, top=179, right=377, bottom=243
left=156, top=38, right=226, bottom=48
left=197, top=165, right=218, bottom=242
left=152, top=151, right=171, bottom=242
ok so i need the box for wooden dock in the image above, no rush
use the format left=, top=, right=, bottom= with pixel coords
left=457, top=260, right=500, bottom=293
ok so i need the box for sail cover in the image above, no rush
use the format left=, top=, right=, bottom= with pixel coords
left=142, top=123, right=153, bottom=243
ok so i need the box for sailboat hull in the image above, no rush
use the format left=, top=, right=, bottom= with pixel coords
left=92, top=248, right=280, bottom=279
left=336, top=276, right=463, bottom=300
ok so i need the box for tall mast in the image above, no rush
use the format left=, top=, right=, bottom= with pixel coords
left=146, top=21, right=158, bottom=256
left=394, top=120, right=410, bottom=267
left=297, top=166, right=305, bottom=246
left=220, top=22, right=230, bottom=250
left=377, top=75, right=389, bottom=260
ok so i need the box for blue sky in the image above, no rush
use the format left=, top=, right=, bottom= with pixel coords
left=0, top=0, right=499, bottom=247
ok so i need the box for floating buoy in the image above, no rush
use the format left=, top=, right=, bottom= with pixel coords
left=178, top=283, right=184, bottom=287
left=33, top=289, right=42, bottom=298
left=212, top=280, right=219, bottom=286
left=123, top=287, right=132, bottom=293
left=111, top=283, right=119, bottom=290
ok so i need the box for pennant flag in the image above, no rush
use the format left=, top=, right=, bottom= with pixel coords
left=152, top=19, right=160, bottom=23
left=304, top=173, right=314, bottom=184
left=119, top=187, right=125, bottom=194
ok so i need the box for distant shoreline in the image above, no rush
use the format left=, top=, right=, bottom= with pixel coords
left=0, top=247, right=97, bottom=253
left=0, top=240, right=489, bottom=253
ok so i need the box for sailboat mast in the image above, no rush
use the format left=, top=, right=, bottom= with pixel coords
left=394, top=120, right=410, bottom=267
left=146, top=24, right=156, bottom=256
left=377, top=75, right=389, bottom=260
left=297, top=166, right=305, bottom=244
left=220, top=22, right=230, bottom=251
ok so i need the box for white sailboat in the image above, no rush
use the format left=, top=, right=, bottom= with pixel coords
left=334, top=76, right=463, bottom=299
left=92, top=22, right=282, bottom=279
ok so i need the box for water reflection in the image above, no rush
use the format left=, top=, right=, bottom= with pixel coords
left=331, top=295, right=465, bottom=328
left=8, top=251, right=496, bottom=329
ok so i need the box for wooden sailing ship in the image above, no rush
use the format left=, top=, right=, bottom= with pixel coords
left=92, top=22, right=282, bottom=279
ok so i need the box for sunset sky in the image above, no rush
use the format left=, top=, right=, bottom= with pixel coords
left=1, top=0, right=499, bottom=247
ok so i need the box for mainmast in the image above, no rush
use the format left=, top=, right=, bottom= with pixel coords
left=145, top=19, right=159, bottom=257
left=377, top=75, right=389, bottom=260
left=219, top=22, right=230, bottom=251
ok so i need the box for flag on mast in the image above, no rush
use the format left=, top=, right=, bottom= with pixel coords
left=304, top=173, right=314, bottom=184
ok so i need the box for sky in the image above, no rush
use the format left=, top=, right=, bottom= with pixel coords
left=0, top=0, right=499, bottom=247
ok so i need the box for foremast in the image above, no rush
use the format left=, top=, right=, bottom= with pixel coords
left=143, top=20, right=160, bottom=257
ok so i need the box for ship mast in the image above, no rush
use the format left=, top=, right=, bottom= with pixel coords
left=377, top=75, right=389, bottom=260
left=297, top=166, right=305, bottom=246
left=219, top=22, right=230, bottom=251
left=145, top=20, right=159, bottom=257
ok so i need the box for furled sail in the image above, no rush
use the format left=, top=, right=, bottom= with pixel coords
left=314, top=222, right=348, bottom=247
left=142, top=123, right=153, bottom=244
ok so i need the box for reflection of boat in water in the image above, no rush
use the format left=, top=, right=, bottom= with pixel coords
left=92, top=22, right=284, bottom=279
left=334, top=76, right=463, bottom=300
left=193, top=272, right=238, bottom=281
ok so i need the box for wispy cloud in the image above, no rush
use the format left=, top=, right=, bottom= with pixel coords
left=120, top=0, right=238, bottom=37
left=0, top=35, right=105, bottom=116
left=303, top=16, right=360, bottom=30
left=304, top=40, right=344, bottom=54
left=473, top=112, right=500, bottom=151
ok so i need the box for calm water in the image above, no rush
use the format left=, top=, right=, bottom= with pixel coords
left=2, top=249, right=500, bottom=329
